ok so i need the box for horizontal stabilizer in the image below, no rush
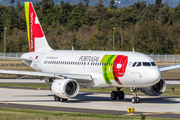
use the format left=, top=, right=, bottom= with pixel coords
left=0, top=56, right=28, bottom=61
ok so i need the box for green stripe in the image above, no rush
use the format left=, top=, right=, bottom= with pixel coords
left=101, top=55, right=117, bottom=84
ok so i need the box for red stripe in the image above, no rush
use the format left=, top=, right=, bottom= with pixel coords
left=113, top=55, right=128, bottom=85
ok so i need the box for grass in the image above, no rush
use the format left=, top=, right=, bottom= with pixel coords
left=0, top=107, right=177, bottom=120
left=0, top=83, right=50, bottom=89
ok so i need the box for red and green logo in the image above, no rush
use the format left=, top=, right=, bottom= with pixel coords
left=24, top=2, right=44, bottom=52
left=101, top=55, right=128, bottom=85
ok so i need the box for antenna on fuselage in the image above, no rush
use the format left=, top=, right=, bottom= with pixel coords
left=72, top=47, right=74, bottom=51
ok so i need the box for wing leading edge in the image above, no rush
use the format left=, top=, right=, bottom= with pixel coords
left=0, top=69, right=92, bottom=83
left=159, top=64, right=180, bottom=72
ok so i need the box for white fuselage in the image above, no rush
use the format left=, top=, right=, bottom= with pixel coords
left=21, top=50, right=161, bottom=88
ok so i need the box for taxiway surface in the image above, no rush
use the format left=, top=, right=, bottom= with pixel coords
left=0, top=88, right=180, bottom=119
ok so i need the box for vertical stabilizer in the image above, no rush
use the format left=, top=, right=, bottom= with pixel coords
left=24, top=2, right=52, bottom=52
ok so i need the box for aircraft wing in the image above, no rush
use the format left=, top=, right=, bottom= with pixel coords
left=0, top=69, right=92, bottom=83
left=159, top=64, right=180, bottom=72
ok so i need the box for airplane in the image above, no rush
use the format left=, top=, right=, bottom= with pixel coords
left=1, top=2, right=180, bottom=103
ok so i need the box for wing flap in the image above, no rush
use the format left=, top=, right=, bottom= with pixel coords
left=159, top=64, right=180, bottom=72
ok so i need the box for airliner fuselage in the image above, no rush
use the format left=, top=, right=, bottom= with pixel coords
left=22, top=50, right=161, bottom=88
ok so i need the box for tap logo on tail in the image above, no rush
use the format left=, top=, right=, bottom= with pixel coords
left=24, top=2, right=44, bottom=52
left=101, top=55, right=128, bottom=85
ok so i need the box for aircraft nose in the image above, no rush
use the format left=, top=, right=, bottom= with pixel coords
left=147, top=68, right=161, bottom=85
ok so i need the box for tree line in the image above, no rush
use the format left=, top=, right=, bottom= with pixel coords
left=1, top=0, right=180, bottom=54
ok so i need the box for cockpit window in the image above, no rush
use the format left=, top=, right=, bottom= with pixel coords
left=132, top=62, right=137, bottom=67
left=143, top=62, right=151, bottom=66
left=151, top=62, right=156, bottom=66
left=136, top=62, right=142, bottom=67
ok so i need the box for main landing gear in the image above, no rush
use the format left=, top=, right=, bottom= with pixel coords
left=54, top=95, right=68, bottom=102
left=131, top=88, right=140, bottom=103
left=111, top=88, right=125, bottom=100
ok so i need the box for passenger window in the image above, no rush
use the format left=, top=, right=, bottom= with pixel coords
left=132, top=62, right=137, bottom=67
left=137, top=62, right=142, bottom=67
left=143, top=62, right=151, bottom=66
left=151, top=62, right=156, bottom=66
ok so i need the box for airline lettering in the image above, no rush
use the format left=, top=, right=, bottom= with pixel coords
left=79, top=56, right=100, bottom=62
left=30, top=12, right=34, bottom=50
left=101, top=55, right=128, bottom=85
left=46, top=56, right=58, bottom=59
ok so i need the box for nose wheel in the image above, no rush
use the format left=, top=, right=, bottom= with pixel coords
left=111, top=88, right=125, bottom=101
left=132, top=88, right=140, bottom=103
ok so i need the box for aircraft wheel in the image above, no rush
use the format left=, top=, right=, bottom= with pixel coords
left=61, top=98, right=68, bottom=102
left=111, top=91, right=117, bottom=100
left=117, top=91, right=125, bottom=100
left=54, top=95, right=60, bottom=101
left=132, top=97, right=136, bottom=103
left=136, top=97, right=140, bottom=103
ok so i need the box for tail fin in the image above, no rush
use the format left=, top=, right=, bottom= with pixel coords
left=24, top=2, right=52, bottom=52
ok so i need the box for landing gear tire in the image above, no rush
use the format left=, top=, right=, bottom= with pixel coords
left=61, top=98, right=68, bottom=102
left=117, top=91, right=125, bottom=100
left=111, top=88, right=125, bottom=101
left=111, top=91, right=117, bottom=100
left=132, top=97, right=136, bottom=103
left=54, top=95, right=60, bottom=101
left=136, top=97, right=140, bottom=103
left=131, top=88, right=140, bottom=103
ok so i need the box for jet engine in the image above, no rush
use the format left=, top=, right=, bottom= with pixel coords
left=140, top=79, right=166, bottom=96
left=51, top=79, right=79, bottom=98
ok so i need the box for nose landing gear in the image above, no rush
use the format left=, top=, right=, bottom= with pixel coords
left=132, top=88, right=140, bottom=103
left=111, top=88, right=125, bottom=100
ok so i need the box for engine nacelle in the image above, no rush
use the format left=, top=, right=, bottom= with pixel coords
left=140, top=79, right=166, bottom=96
left=51, top=79, right=79, bottom=98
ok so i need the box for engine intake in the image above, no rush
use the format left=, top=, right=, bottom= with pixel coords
left=140, top=79, right=166, bottom=96
left=51, top=79, right=79, bottom=98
